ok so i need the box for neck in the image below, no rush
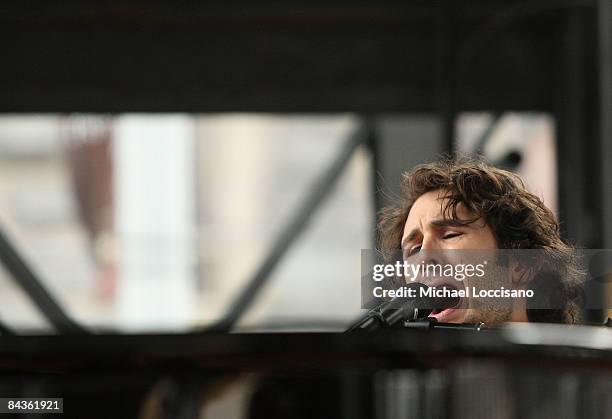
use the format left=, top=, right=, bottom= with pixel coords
left=510, top=298, right=529, bottom=322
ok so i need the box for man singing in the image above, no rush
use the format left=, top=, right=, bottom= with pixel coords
left=377, top=157, right=583, bottom=325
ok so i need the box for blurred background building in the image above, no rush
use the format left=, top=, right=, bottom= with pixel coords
left=0, top=0, right=610, bottom=332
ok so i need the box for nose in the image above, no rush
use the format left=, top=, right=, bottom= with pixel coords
left=420, top=233, right=437, bottom=251
left=408, top=249, right=442, bottom=285
left=411, top=237, right=442, bottom=266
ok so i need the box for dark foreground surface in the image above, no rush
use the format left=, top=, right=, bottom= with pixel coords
left=0, top=324, right=610, bottom=419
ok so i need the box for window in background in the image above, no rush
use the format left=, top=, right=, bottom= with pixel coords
left=0, top=114, right=373, bottom=332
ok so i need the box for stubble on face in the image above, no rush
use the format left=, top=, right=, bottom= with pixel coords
left=462, top=255, right=516, bottom=325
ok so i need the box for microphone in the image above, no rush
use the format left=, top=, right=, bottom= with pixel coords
left=346, top=283, right=459, bottom=332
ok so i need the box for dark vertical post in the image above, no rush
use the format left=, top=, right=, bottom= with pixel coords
left=554, top=8, right=603, bottom=322
left=598, top=0, right=612, bottom=320
left=555, top=10, right=589, bottom=246
left=436, top=0, right=456, bottom=155
left=364, top=115, right=382, bottom=249
left=598, top=0, right=612, bottom=249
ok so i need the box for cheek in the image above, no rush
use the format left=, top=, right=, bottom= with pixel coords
left=466, top=231, right=497, bottom=249
left=482, top=228, right=499, bottom=248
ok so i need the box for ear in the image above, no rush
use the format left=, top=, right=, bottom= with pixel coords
left=509, top=259, right=533, bottom=288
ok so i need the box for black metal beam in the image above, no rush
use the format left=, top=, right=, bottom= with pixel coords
left=0, top=1, right=579, bottom=113
left=474, top=113, right=502, bottom=155
left=435, top=0, right=456, bottom=155
left=597, top=0, right=612, bottom=320
left=0, top=228, right=87, bottom=334
left=598, top=0, right=612, bottom=249
left=554, top=8, right=595, bottom=247
left=208, top=122, right=367, bottom=332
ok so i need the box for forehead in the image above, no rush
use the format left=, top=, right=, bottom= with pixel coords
left=407, top=190, right=445, bottom=219
left=403, top=189, right=473, bottom=229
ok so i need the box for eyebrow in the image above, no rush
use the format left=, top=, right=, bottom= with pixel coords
left=401, top=218, right=469, bottom=248
left=430, top=218, right=470, bottom=228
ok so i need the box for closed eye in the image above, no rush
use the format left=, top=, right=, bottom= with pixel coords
left=442, top=232, right=462, bottom=239
left=407, top=245, right=421, bottom=256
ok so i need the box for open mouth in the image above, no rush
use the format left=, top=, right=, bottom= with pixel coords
left=428, top=284, right=462, bottom=320
left=430, top=306, right=458, bottom=315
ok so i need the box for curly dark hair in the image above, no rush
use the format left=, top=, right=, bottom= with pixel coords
left=378, top=156, right=583, bottom=324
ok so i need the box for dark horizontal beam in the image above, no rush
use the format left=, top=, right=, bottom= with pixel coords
left=0, top=1, right=596, bottom=113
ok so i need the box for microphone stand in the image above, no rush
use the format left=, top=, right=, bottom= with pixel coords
left=403, top=318, right=486, bottom=331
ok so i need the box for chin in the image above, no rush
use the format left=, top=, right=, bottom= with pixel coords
left=463, top=309, right=513, bottom=326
